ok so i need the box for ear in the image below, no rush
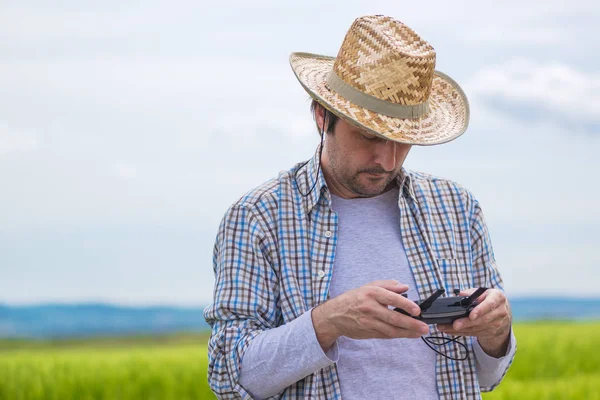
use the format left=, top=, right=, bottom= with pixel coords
left=313, top=103, right=326, bottom=134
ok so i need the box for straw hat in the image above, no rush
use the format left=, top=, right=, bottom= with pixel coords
left=290, top=15, right=470, bottom=145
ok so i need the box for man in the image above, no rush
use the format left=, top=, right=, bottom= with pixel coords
left=205, top=15, right=516, bottom=399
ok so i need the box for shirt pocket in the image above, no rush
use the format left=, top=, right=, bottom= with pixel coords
left=436, top=257, right=472, bottom=292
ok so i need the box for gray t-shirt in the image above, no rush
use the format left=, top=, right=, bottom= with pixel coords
left=329, top=187, right=438, bottom=399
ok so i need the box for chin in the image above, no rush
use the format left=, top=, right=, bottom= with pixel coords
left=356, top=183, right=388, bottom=197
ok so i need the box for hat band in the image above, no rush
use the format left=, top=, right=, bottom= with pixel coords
left=326, top=70, right=430, bottom=119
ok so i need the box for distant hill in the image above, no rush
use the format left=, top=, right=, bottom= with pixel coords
left=510, top=297, right=600, bottom=322
left=1, top=297, right=600, bottom=339
left=0, top=303, right=209, bottom=339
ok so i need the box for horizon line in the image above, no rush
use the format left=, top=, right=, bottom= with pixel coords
left=3, top=294, right=600, bottom=308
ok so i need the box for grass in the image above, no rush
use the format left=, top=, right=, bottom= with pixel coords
left=0, top=322, right=599, bottom=399
left=0, top=333, right=216, bottom=400
left=482, top=321, right=600, bottom=400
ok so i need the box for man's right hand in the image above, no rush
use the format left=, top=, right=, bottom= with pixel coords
left=311, top=280, right=430, bottom=351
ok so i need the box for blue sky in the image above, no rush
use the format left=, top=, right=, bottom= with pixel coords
left=1, top=1, right=599, bottom=305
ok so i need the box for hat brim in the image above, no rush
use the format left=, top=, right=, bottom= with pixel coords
left=290, top=52, right=470, bottom=146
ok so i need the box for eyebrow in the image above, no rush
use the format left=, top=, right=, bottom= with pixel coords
left=353, top=128, right=373, bottom=137
left=358, top=130, right=379, bottom=139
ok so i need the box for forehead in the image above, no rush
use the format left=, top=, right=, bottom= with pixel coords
left=345, top=122, right=380, bottom=140
left=337, top=117, right=376, bottom=137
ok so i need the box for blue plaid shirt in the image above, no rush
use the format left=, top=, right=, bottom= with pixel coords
left=204, top=147, right=515, bottom=399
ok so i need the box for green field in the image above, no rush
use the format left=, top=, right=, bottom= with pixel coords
left=0, top=333, right=216, bottom=400
left=482, top=321, right=600, bottom=400
left=1, top=322, right=599, bottom=399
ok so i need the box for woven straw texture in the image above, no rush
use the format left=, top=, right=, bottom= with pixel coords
left=290, top=15, right=470, bottom=145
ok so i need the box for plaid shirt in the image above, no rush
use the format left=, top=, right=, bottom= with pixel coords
left=204, top=146, right=515, bottom=399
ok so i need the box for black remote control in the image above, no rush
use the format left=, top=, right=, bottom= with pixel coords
left=394, top=288, right=487, bottom=325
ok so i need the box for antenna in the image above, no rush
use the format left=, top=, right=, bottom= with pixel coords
left=460, top=288, right=488, bottom=307
left=419, top=288, right=445, bottom=312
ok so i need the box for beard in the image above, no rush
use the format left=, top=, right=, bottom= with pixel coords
left=332, top=164, right=398, bottom=197
left=323, top=133, right=408, bottom=198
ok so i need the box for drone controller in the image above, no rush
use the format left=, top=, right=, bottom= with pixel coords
left=394, top=287, right=487, bottom=325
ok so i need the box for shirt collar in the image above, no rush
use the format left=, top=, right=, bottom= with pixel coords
left=395, top=168, right=417, bottom=201
left=295, top=145, right=417, bottom=215
left=295, top=145, right=329, bottom=215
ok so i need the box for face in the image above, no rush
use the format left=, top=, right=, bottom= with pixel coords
left=317, top=108, right=412, bottom=199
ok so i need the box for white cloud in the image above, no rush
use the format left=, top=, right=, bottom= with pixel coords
left=453, top=1, right=598, bottom=46
left=0, top=124, right=38, bottom=155
left=210, top=106, right=315, bottom=144
left=0, top=3, right=196, bottom=41
left=467, top=59, right=600, bottom=126
left=462, top=27, right=563, bottom=45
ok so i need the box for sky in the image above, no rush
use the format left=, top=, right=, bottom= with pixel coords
left=0, top=1, right=599, bottom=306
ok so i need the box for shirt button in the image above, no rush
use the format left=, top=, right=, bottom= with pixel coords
left=324, top=230, right=332, bottom=238
left=317, top=270, right=326, bottom=278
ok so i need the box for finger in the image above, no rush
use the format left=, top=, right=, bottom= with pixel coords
left=372, top=288, right=421, bottom=316
left=468, top=290, right=504, bottom=321
left=438, top=316, right=470, bottom=330
left=440, top=308, right=508, bottom=335
left=455, top=305, right=504, bottom=330
left=440, top=320, right=491, bottom=334
left=437, top=320, right=464, bottom=331
left=368, top=280, right=409, bottom=294
left=440, top=320, right=508, bottom=337
left=470, top=302, right=509, bottom=326
left=378, top=308, right=430, bottom=335
left=370, top=319, right=427, bottom=339
left=439, top=321, right=493, bottom=336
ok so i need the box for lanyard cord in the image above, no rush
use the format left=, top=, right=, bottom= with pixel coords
left=421, top=335, right=469, bottom=361
left=295, top=114, right=326, bottom=197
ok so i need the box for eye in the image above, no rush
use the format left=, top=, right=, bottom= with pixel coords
left=361, top=133, right=379, bottom=141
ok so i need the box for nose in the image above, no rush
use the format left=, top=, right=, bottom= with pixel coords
left=374, top=140, right=397, bottom=172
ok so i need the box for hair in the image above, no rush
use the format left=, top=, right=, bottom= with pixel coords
left=310, top=98, right=339, bottom=136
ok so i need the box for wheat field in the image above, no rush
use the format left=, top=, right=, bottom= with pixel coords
left=1, top=322, right=599, bottom=399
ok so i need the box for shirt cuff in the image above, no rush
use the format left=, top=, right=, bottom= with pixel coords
left=473, top=326, right=516, bottom=370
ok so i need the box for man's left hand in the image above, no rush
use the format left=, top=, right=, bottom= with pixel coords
left=437, top=288, right=512, bottom=358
